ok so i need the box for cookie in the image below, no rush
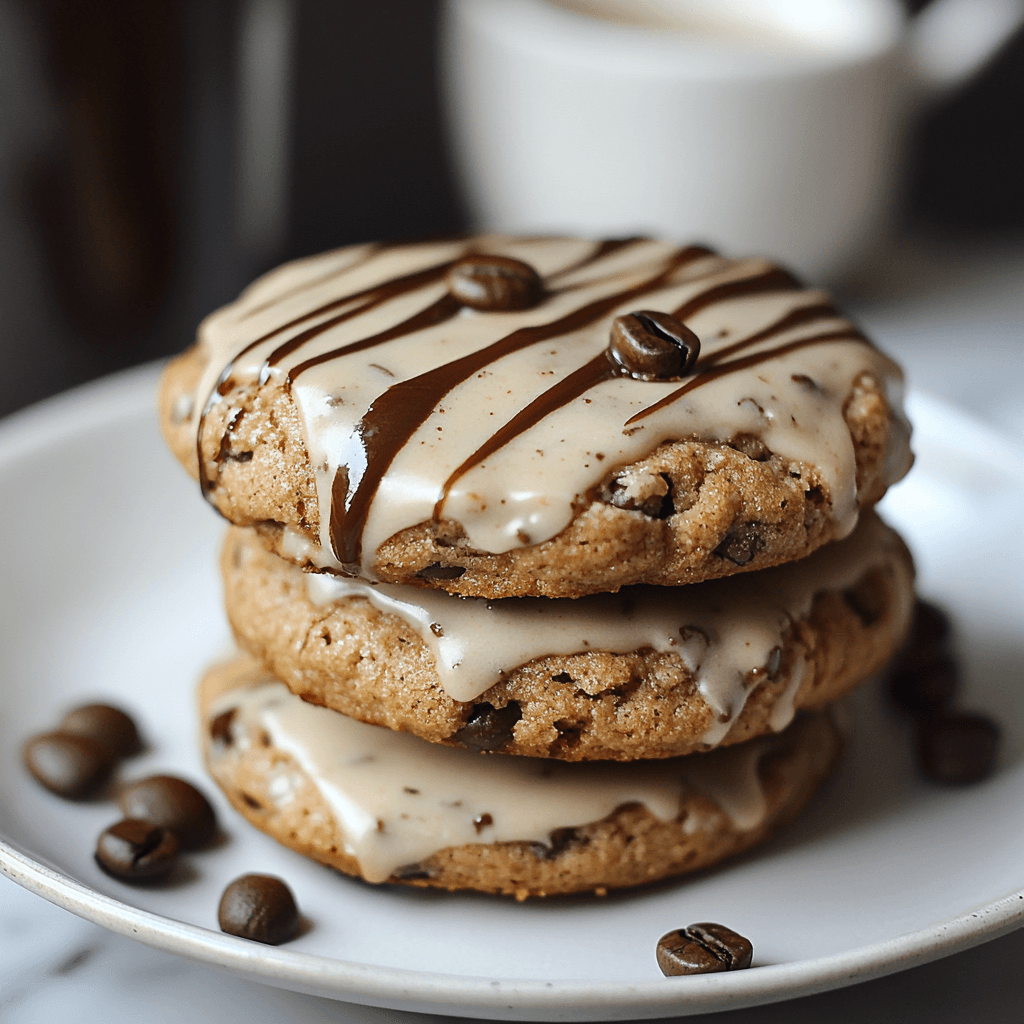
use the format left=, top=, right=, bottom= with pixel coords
left=200, top=654, right=843, bottom=898
left=221, top=511, right=913, bottom=761
left=159, top=235, right=911, bottom=598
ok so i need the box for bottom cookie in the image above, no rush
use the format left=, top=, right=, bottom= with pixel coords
left=200, top=654, right=843, bottom=898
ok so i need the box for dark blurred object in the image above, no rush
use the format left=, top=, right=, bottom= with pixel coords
left=905, top=0, right=1024, bottom=232
left=28, top=0, right=185, bottom=344
left=284, top=0, right=465, bottom=262
left=0, top=0, right=464, bottom=423
left=0, top=0, right=1018, bottom=423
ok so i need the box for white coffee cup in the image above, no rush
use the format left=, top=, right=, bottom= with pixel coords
left=442, top=0, right=1024, bottom=283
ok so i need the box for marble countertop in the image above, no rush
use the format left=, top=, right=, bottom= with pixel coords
left=2, top=235, right=1023, bottom=1024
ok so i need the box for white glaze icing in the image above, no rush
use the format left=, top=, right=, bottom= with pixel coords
left=210, top=666, right=782, bottom=884
left=191, top=236, right=911, bottom=576
left=293, top=512, right=907, bottom=744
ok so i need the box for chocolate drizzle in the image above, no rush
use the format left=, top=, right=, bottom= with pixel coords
left=192, top=235, right=900, bottom=574
left=430, top=276, right=838, bottom=521
left=265, top=260, right=459, bottom=369
left=628, top=328, right=864, bottom=425
left=435, top=352, right=618, bottom=522
left=673, top=266, right=799, bottom=320
left=235, top=243, right=383, bottom=323
left=289, top=293, right=462, bottom=381
left=329, top=246, right=709, bottom=569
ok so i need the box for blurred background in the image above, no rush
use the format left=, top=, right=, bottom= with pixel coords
left=0, top=0, right=1022, bottom=421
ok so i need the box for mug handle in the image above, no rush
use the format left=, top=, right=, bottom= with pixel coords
left=908, top=0, right=1024, bottom=99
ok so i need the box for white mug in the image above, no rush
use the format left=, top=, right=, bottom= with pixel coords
left=442, top=0, right=1024, bottom=283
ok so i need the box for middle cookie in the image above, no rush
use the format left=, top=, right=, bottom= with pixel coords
left=222, top=512, right=913, bottom=761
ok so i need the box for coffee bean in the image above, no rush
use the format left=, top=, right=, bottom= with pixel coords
left=218, top=874, right=301, bottom=945
left=95, top=819, right=179, bottom=881
left=119, top=775, right=216, bottom=849
left=903, top=600, right=952, bottom=669
left=917, top=712, right=1000, bottom=785
left=657, top=923, right=753, bottom=976
left=23, top=732, right=116, bottom=799
left=609, top=310, right=700, bottom=380
left=453, top=701, right=522, bottom=751
left=60, top=703, right=142, bottom=758
left=447, top=255, right=543, bottom=311
left=889, top=651, right=959, bottom=714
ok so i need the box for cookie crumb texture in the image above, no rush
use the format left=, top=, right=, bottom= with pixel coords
left=158, top=237, right=911, bottom=599
left=200, top=664, right=841, bottom=898
left=220, top=519, right=913, bottom=761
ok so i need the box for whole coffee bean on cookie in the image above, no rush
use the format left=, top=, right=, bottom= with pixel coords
left=608, top=310, right=700, bottom=380
left=657, top=923, right=753, bottom=976
left=118, top=775, right=216, bottom=849
left=218, top=874, right=301, bottom=945
left=23, top=731, right=116, bottom=799
left=446, top=254, right=543, bottom=311
left=60, top=703, right=142, bottom=758
left=95, top=819, right=179, bottom=881
left=159, top=235, right=913, bottom=599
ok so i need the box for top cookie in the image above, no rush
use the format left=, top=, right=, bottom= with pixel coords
left=160, top=236, right=912, bottom=598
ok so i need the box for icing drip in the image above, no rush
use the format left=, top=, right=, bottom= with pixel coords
left=192, top=236, right=910, bottom=576
left=293, top=512, right=908, bottom=742
left=211, top=672, right=779, bottom=884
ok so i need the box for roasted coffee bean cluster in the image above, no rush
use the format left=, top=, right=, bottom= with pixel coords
left=23, top=702, right=142, bottom=799
left=96, top=774, right=217, bottom=882
left=888, top=600, right=1000, bottom=785
left=119, top=775, right=217, bottom=850
left=656, top=922, right=753, bottom=976
left=24, top=701, right=303, bottom=940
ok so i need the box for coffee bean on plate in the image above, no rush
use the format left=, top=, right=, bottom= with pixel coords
left=889, top=651, right=959, bottom=714
left=609, top=310, right=700, bottom=380
left=95, top=819, right=179, bottom=881
left=657, top=923, right=753, bottom=976
left=60, top=703, right=142, bottom=758
left=218, top=874, right=301, bottom=945
left=916, top=712, right=1000, bottom=785
left=900, top=600, right=952, bottom=671
left=119, top=775, right=216, bottom=849
left=23, top=731, right=116, bottom=799
left=447, top=254, right=543, bottom=311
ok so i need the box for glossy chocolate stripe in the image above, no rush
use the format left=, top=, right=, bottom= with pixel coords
left=290, top=239, right=647, bottom=379
left=673, top=266, right=800, bottom=323
left=434, top=352, right=618, bottom=520
left=698, top=301, right=839, bottom=370
left=329, top=247, right=709, bottom=568
left=288, top=294, right=462, bottom=381
left=265, top=260, right=460, bottom=367
left=197, top=259, right=463, bottom=472
left=547, top=236, right=654, bottom=280
left=431, top=258, right=795, bottom=504
left=627, top=329, right=863, bottom=425
left=236, top=244, right=383, bottom=322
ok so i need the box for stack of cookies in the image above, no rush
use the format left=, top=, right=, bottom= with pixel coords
left=159, top=236, right=915, bottom=898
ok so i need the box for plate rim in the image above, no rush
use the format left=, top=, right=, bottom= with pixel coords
left=1, top=363, right=1022, bottom=1021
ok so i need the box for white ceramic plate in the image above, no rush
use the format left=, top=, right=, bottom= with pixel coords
left=1, top=364, right=1022, bottom=1021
